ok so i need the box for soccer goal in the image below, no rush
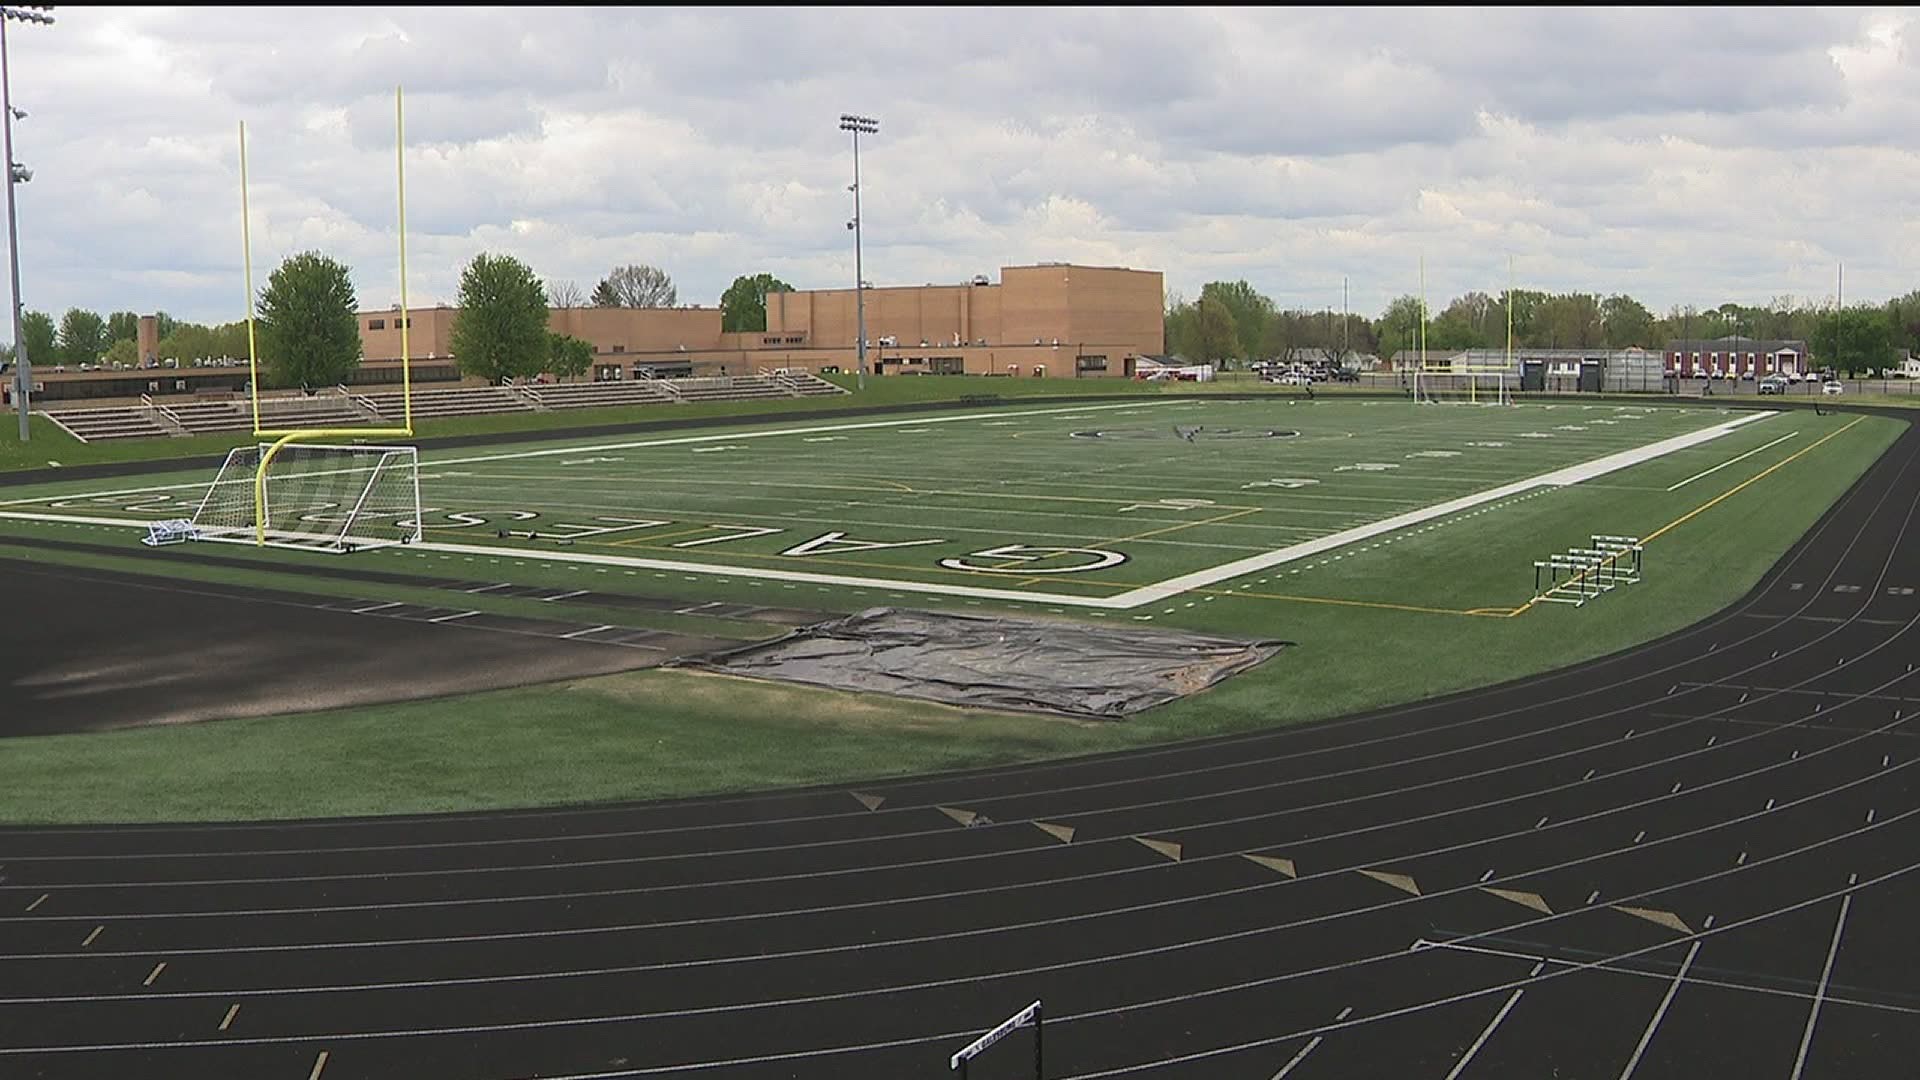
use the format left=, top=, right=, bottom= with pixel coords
left=1413, top=368, right=1512, bottom=406
left=191, top=442, right=421, bottom=552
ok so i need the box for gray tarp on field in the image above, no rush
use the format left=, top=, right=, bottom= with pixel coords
left=675, top=607, right=1289, bottom=719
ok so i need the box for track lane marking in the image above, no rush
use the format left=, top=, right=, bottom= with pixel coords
left=1618, top=940, right=1702, bottom=1079
left=1788, top=895, right=1851, bottom=1080
left=1445, top=988, right=1523, bottom=1080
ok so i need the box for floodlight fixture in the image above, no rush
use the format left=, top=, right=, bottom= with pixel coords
left=839, top=112, right=879, bottom=391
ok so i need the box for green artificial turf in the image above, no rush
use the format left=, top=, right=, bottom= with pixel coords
left=0, top=400, right=1901, bottom=822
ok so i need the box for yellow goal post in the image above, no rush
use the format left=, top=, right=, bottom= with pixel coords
left=237, top=87, right=417, bottom=546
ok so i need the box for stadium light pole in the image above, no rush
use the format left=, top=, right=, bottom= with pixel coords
left=1, top=5, right=51, bottom=442
left=840, top=112, right=877, bottom=392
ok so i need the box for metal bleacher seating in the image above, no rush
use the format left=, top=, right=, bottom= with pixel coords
left=41, top=406, right=171, bottom=442
left=360, top=385, right=535, bottom=420
left=522, top=380, right=673, bottom=409
left=36, top=372, right=850, bottom=443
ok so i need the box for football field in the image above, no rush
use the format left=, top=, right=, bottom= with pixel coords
left=0, top=398, right=1847, bottom=618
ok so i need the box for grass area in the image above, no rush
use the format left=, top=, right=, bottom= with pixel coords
left=0, top=400, right=1903, bottom=822
left=0, top=375, right=1261, bottom=475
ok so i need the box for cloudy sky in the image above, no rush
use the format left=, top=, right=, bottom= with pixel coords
left=5, top=6, right=1918, bottom=334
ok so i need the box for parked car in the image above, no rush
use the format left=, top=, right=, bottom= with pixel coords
left=1758, top=375, right=1788, bottom=395
left=1331, top=368, right=1360, bottom=383
left=1822, top=380, right=1844, bottom=396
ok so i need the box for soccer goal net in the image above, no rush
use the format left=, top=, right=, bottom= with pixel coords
left=1413, top=369, right=1512, bottom=406
left=191, top=442, right=421, bottom=552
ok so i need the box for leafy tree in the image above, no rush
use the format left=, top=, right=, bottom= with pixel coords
left=256, top=251, right=362, bottom=389
left=1600, top=294, right=1654, bottom=348
left=719, top=272, right=795, bottom=333
left=1885, top=289, right=1920, bottom=357
left=157, top=323, right=220, bottom=363
left=1812, top=305, right=1895, bottom=376
left=103, top=338, right=138, bottom=367
left=106, top=311, right=140, bottom=344
left=1192, top=296, right=1238, bottom=364
left=592, top=264, right=677, bottom=308
left=57, top=308, right=108, bottom=366
left=153, top=311, right=178, bottom=340
left=1259, top=309, right=1312, bottom=364
left=546, top=279, right=586, bottom=309
left=450, top=252, right=550, bottom=383
left=1162, top=292, right=1197, bottom=359
left=1198, top=280, right=1272, bottom=360
left=1375, top=295, right=1425, bottom=364
left=1536, top=293, right=1602, bottom=348
left=18, top=310, right=53, bottom=366
left=545, top=332, right=594, bottom=381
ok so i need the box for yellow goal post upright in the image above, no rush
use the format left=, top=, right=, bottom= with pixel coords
left=203, top=86, right=421, bottom=551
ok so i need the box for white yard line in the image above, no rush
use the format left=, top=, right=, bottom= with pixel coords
left=0, top=400, right=1175, bottom=509
left=1665, top=431, right=1798, bottom=491
left=1119, top=411, right=1774, bottom=607
left=0, top=410, right=1777, bottom=611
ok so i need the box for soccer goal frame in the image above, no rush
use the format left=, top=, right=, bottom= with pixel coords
left=191, top=442, right=422, bottom=553
left=1413, top=367, right=1513, bottom=406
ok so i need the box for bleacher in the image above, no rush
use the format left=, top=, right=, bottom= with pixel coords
left=669, top=375, right=794, bottom=403
left=41, top=406, right=170, bottom=442
left=33, top=372, right=852, bottom=442
left=523, top=380, right=674, bottom=410
left=773, top=372, right=850, bottom=397
left=361, top=385, right=534, bottom=420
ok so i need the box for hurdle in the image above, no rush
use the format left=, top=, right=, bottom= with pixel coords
left=1532, top=534, right=1643, bottom=607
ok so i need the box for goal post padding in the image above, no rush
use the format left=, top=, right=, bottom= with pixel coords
left=191, top=442, right=421, bottom=551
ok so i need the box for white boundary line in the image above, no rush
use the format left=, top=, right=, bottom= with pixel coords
left=0, top=410, right=1779, bottom=611
left=1666, top=430, right=1798, bottom=491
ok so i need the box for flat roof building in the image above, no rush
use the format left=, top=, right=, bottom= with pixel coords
left=360, top=262, right=1164, bottom=381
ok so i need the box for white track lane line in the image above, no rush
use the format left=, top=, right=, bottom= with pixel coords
left=1787, top=894, right=1852, bottom=1080
left=1617, top=940, right=1703, bottom=1079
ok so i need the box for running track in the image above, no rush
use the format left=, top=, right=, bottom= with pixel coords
left=1, top=406, right=1916, bottom=1078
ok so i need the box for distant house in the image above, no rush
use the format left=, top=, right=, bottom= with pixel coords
left=1664, top=336, right=1807, bottom=378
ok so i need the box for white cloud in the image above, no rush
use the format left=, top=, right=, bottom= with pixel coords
left=3, top=5, right=1918, bottom=335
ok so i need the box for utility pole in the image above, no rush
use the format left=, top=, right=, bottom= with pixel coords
left=839, top=113, right=877, bottom=391
left=2, top=5, right=52, bottom=441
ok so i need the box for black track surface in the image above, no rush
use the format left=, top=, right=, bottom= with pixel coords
left=1, top=407, right=1916, bottom=1078
left=0, top=558, right=691, bottom=733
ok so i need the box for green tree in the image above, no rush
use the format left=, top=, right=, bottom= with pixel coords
left=215, top=321, right=252, bottom=362
left=256, top=251, right=362, bottom=388
left=103, top=337, right=138, bottom=367
left=1884, top=289, right=1920, bottom=357
left=450, top=252, right=550, bottom=383
left=1198, top=280, right=1272, bottom=360
left=719, top=272, right=795, bottom=333
left=545, top=331, right=594, bottom=381
left=22, top=309, right=61, bottom=364
left=1375, top=295, right=1425, bottom=364
left=1162, top=292, right=1197, bottom=359
left=1536, top=292, right=1602, bottom=348
left=106, top=311, right=140, bottom=343
left=153, top=311, right=178, bottom=340
left=1192, top=296, right=1238, bottom=364
left=1600, top=294, right=1654, bottom=348
left=157, top=323, right=220, bottom=363
left=592, top=263, right=677, bottom=308
left=57, top=308, right=108, bottom=366
left=1812, top=305, right=1895, bottom=375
